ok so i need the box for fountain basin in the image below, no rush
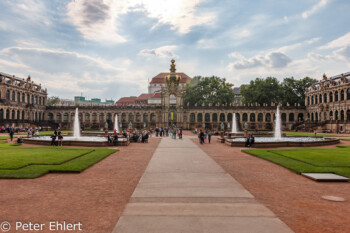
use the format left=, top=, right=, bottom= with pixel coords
left=23, top=136, right=129, bottom=147
left=225, top=137, right=340, bottom=148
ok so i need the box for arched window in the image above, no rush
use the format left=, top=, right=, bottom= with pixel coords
left=265, top=113, right=271, bottom=122
left=227, top=113, right=232, bottom=122
left=190, top=113, right=195, bottom=122
left=31, top=95, right=34, bottom=104
left=0, top=109, right=3, bottom=120
left=329, top=111, right=333, bottom=119
left=341, top=110, right=344, bottom=120
left=136, top=113, right=141, bottom=122
left=324, top=93, right=327, bottom=103
left=22, top=93, right=25, bottom=102
left=315, top=95, right=318, bottom=104
left=281, top=113, right=287, bottom=122
left=17, top=110, right=20, bottom=120
left=56, top=113, right=61, bottom=121
left=324, top=112, right=327, bottom=121
left=311, top=96, right=314, bottom=105
left=99, top=113, right=105, bottom=121
left=250, top=113, right=255, bottom=122
left=212, top=113, right=217, bottom=122
left=35, top=96, right=38, bottom=104
left=311, top=112, right=314, bottom=121
left=107, top=113, right=112, bottom=121
left=64, top=113, right=68, bottom=122
left=347, top=88, right=350, bottom=100
left=347, top=110, right=350, bottom=121
left=289, top=113, right=294, bottom=122
left=205, top=113, right=210, bottom=122
left=219, top=113, right=225, bottom=122
left=122, top=113, right=126, bottom=122
left=258, top=113, right=263, bottom=122
left=335, top=110, right=339, bottom=120
left=6, top=90, right=10, bottom=100
left=11, top=110, right=15, bottom=119
left=143, top=113, right=148, bottom=122
left=307, top=96, right=310, bottom=105
left=39, top=97, right=42, bottom=105
left=335, top=91, right=339, bottom=101
left=17, top=92, right=20, bottom=103
left=242, top=113, right=248, bottom=121
left=341, top=90, right=344, bottom=101
left=319, top=94, right=322, bottom=103
left=236, top=113, right=240, bottom=122
left=27, top=94, right=30, bottom=103
left=128, top=113, right=133, bottom=122
left=150, top=113, right=156, bottom=122
left=329, top=92, right=333, bottom=102
left=48, top=113, right=53, bottom=121
left=6, top=109, right=9, bottom=119
left=92, top=113, right=97, bottom=121
left=39, top=112, right=42, bottom=121
left=298, top=113, right=303, bottom=121
left=12, top=91, right=15, bottom=101
left=22, top=111, right=25, bottom=120
left=85, top=113, right=90, bottom=121
left=197, top=113, right=203, bottom=122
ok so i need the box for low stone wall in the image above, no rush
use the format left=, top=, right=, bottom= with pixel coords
left=225, top=137, right=340, bottom=148
left=22, top=138, right=129, bottom=147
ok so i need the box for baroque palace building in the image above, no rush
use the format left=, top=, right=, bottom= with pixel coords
left=0, top=60, right=349, bottom=133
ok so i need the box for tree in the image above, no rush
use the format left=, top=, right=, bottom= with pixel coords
left=184, top=76, right=235, bottom=106
left=280, top=77, right=317, bottom=106
left=240, top=77, right=281, bottom=106
left=47, top=96, right=60, bottom=106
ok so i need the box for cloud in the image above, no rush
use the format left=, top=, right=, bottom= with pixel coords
left=301, top=0, right=331, bottom=19
left=228, top=52, right=292, bottom=70
left=319, top=32, right=350, bottom=49
left=66, top=0, right=126, bottom=43
left=138, top=45, right=177, bottom=58
left=309, top=46, right=350, bottom=62
left=66, top=0, right=215, bottom=43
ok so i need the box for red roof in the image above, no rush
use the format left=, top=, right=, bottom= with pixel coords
left=136, top=93, right=153, bottom=101
left=150, top=72, right=191, bottom=84
left=115, top=97, right=137, bottom=105
left=150, top=93, right=162, bottom=98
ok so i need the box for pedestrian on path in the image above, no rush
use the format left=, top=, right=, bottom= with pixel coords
left=9, top=128, right=14, bottom=142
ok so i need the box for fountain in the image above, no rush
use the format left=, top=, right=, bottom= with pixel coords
left=114, top=114, right=119, bottom=133
left=274, top=106, right=281, bottom=140
left=231, top=113, right=237, bottom=134
left=224, top=106, right=339, bottom=148
left=23, top=108, right=129, bottom=146
left=73, top=107, right=81, bottom=138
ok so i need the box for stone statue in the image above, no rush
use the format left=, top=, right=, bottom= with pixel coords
left=244, top=122, right=248, bottom=129
left=220, top=122, right=224, bottom=131
left=129, top=121, right=132, bottom=129
left=202, top=123, right=206, bottom=129
left=227, top=122, right=230, bottom=128
left=105, top=121, right=108, bottom=130
left=143, top=122, right=146, bottom=128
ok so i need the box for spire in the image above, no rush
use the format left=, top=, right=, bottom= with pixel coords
left=170, top=59, right=176, bottom=74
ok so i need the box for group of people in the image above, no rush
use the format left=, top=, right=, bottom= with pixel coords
left=197, top=129, right=212, bottom=144
left=245, top=134, right=255, bottom=147
left=50, top=129, right=63, bottom=146
left=153, top=126, right=183, bottom=139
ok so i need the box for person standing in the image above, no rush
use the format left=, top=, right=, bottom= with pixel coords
left=51, top=133, right=57, bottom=146
left=58, top=131, right=63, bottom=146
left=208, top=131, right=212, bottom=144
left=9, top=128, right=14, bottom=142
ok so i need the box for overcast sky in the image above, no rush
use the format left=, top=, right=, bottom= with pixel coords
left=0, top=0, right=349, bottom=101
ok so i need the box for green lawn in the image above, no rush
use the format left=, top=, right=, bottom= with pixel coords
left=17, top=130, right=72, bottom=136
left=284, top=132, right=345, bottom=137
left=0, top=141, right=117, bottom=178
left=243, top=146, right=350, bottom=178
left=0, top=136, right=12, bottom=140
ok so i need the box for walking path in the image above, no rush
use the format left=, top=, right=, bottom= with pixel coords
left=112, top=135, right=294, bottom=233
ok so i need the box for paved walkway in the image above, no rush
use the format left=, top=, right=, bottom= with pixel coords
left=112, top=135, right=294, bottom=233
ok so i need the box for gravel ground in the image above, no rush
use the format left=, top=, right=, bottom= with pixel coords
left=188, top=132, right=350, bottom=233
left=0, top=138, right=161, bottom=233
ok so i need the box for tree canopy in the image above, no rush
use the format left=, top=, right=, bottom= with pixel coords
left=184, top=76, right=235, bottom=106
left=240, top=76, right=318, bottom=106
left=47, top=96, right=60, bottom=106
